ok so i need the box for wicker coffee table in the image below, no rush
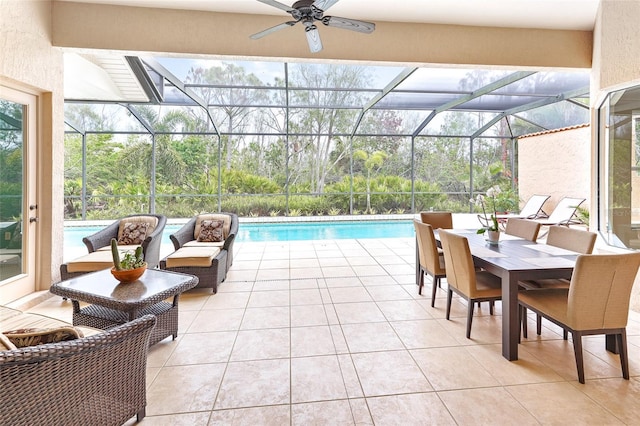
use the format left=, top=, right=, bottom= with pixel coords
left=50, top=268, right=198, bottom=346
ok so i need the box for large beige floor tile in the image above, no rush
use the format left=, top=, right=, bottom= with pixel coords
left=290, top=288, right=323, bottom=305
left=341, top=322, right=405, bottom=353
left=215, top=359, right=290, bottom=409
left=251, top=279, right=290, bottom=291
left=575, top=377, right=640, bottom=424
left=439, top=387, right=539, bottom=425
left=334, top=301, right=386, bottom=324
left=291, top=325, right=336, bottom=357
left=201, top=292, right=249, bottom=310
left=322, top=266, right=356, bottom=278
left=323, top=276, right=363, bottom=288
left=465, top=343, right=565, bottom=385
left=506, top=382, right=624, bottom=424
left=230, top=328, right=290, bottom=361
left=411, top=347, right=500, bottom=390
left=247, top=290, right=289, bottom=307
left=291, top=355, right=348, bottom=403
left=367, top=393, right=455, bottom=425
left=351, top=350, right=432, bottom=396
left=390, top=319, right=459, bottom=349
left=291, top=400, right=354, bottom=425
left=376, top=299, right=433, bottom=321
left=290, top=304, right=328, bottom=327
left=208, top=405, right=290, bottom=425
left=358, top=275, right=398, bottom=286
left=146, top=363, right=226, bottom=416
left=365, top=284, right=412, bottom=301
left=290, top=267, right=324, bottom=279
left=188, top=308, right=244, bottom=332
left=328, top=286, right=373, bottom=303
left=240, top=306, right=290, bottom=329
left=167, top=331, right=236, bottom=365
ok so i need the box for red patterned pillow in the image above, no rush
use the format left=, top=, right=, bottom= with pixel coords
left=197, top=219, right=224, bottom=242
left=118, top=222, right=149, bottom=245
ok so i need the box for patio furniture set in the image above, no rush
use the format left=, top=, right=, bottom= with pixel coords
left=1, top=212, right=238, bottom=424
left=415, top=197, right=640, bottom=384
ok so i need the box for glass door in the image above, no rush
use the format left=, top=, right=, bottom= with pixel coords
left=0, top=86, right=37, bottom=303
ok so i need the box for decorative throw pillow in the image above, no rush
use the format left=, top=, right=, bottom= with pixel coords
left=3, top=326, right=84, bottom=348
left=118, top=222, right=149, bottom=245
left=197, top=219, right=224, bottom=242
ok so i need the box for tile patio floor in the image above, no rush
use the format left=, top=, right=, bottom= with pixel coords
left=28, top=236, right=640, bottom=425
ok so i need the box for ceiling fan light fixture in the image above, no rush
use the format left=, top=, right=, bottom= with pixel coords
left=251, top=0, right=375, bottom=53
left=305, top=25, right=323, bottom=53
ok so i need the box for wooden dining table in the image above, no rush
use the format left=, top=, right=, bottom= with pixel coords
left=433, top=229, right=579, bottom=361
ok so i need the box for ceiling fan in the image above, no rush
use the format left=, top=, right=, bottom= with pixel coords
left=250, top=0, right=375, bottom=53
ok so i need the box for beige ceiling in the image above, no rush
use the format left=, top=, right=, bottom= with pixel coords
left=58, top=0, right=600, bottom=31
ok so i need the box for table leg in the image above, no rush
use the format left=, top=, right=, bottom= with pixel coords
left=502, top=271, right=519, bottom=360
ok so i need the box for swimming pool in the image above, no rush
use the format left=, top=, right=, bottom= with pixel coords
left=64, top=220, right=415, bottom=254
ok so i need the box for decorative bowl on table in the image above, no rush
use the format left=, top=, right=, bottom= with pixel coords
left=110, top=263, right=147, bottom=283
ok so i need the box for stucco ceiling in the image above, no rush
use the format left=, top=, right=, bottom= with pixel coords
left=58, top=0, right=600, bottom=31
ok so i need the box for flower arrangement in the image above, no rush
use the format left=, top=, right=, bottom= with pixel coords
left=474, top=185, right=501, bottom=235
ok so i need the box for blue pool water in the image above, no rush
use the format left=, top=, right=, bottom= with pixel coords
left=64, top=220, right=414, bottom=251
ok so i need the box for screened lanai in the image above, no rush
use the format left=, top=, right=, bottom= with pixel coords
left=62, top=54, right=590, bottom=220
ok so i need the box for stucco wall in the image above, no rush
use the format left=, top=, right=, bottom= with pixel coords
left=517, top=126, right=591, bottom=214
left=0, top=0, right=65, bottom=290
left=51, top=1, right=592, bottom=69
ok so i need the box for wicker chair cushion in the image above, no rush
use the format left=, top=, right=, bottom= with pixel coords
left=194, top=214, right=231, bottom=240
left=197, top=219, right=224, bottom=242
left=183, top=241, right=225, bottom=248
left=165, top=246, right=221, bottom=267
left=117, top=215, right=158, bottom=241
left=118, top=222, right=149, bottom=245
left=66, top=250, right=114, bottom=272
left=3, top=326, right=84, bottom=348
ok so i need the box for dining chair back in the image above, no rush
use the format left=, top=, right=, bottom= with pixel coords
left=414, top=220, right=446, bottom=306
left=419, top=211, right=453, bottom=229
left=505, top=218, right=541, bottom=241
left=546, top=225, right=597, bottom=254
left=518, top=252, right=640, bottom=383
left=519, top=225, right=598, bottom=336
left=439, top=230, right=502, bottom=338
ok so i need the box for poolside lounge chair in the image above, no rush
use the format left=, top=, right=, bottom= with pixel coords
left=477, top=194, right=550, bottom=229
left=533, top=196, right=586, bottom=227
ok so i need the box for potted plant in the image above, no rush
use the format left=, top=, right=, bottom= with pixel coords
left=110, top=238, right=147, bottom=283
left=475, top=186, right=501, bottom=244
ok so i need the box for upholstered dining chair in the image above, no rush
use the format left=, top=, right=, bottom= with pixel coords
left=519, top=225, right=598, bottom=337
left=518, top=252, right=640, bottom=383
left=419, top=211, right=453, bottom=230
left=439, top=230, right=502, bottom=339
left=416, top=211, right=452, bottom=289
left=414, top=220, right=446, bottom=307
left=504, top=218, right=541, bottom=242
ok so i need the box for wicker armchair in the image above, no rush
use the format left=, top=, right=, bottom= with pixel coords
left=0, top=315, right=156, bottom=425
left=160, top=212, right=238, bottom=293
left=61, top=214, right=167, bottom=281
left=82, top=214, right=167, bottom=268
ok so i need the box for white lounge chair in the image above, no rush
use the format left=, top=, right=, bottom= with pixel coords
left=478, top=194, right=550, bottom=228
left=533, top=196, right=586, bottom=227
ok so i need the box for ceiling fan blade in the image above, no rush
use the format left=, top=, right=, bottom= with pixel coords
left=305, top=26, right=323, bottom=53
left=256, top=0, right=294, bottom=13
left=312, top=0, right=340, bottom=12
left=322, top=16, right=375, bottom=34
left=250, top=21, right=297, bottom=39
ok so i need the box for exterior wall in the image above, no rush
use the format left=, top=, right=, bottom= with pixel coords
left=51, top=1, right=592, bottom=69
left=518, top=126, right=591, bottom=213
left=0, top=0, right=65, bottom=289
